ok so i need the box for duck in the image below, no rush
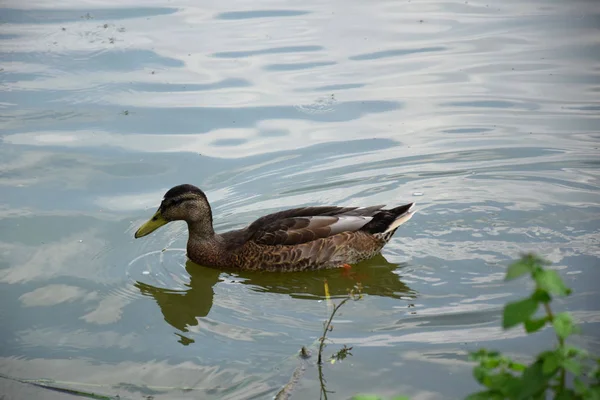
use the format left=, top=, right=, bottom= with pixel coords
left=134, top=184, right=416, bottom=272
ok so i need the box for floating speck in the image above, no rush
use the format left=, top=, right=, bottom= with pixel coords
left=412, top=192, right=424, bottom=196
left=142, top=271, right=150, bottom=275
left=78, top=240, right=83, bottom=243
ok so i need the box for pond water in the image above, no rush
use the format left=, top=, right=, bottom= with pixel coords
left=1, top=0, right=599, bottom=398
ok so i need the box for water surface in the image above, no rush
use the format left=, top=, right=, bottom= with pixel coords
left=1, top=0, right=599, bottom=398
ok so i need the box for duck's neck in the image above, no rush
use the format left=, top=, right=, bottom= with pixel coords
left=186, top=221, right=227, bottom=267
left=187, top=220, right=214, bottom=238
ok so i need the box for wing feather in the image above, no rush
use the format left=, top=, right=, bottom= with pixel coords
left=250, top=215, right=373, bottom=246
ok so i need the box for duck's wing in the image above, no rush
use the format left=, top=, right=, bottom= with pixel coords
left=244, top=205, right=386, bottom=246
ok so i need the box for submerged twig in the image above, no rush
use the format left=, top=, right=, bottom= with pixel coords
left=0, top=373, right=119, bottom=400
left=0, top=372, right=202, bottom=399
left=275, top=347, right=311, bottom=400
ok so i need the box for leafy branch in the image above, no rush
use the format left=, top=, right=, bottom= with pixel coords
left=467, top=253, right=599, bottom=400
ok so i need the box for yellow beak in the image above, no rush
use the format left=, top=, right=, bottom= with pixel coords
left=134, top=210, right=168, bottom=238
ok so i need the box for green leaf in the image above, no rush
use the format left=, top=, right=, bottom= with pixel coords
left=485, top=350, right=501, bottom=358
left=564, top=345, right=588, bottom=358
left=574, top=377, right=587, bottom=394
left=351, top=395, right=382, bottom=400
left=508, top=361, right=526, bottom=372
left=586, top=387, right=600, bottom=400
left=555, top=389, right=577, bottom=400
left=465, top=390, right=504, bottom=400
left=505, top=259, right=533, bottom=281
left=541, top=350, right=561, bottom=374
left=553, top=312, right=575, bottom=339
left=482, top=357, right=501, bottom=369
left=473, top=366, right=488, bottom=385
left=469, top=349, right=487, bottom=360
left=502, top=375, right=527, bottom=398
left=470, top=350, right=501, bottom=363
left=520, top=360, right=553, bottom=398
left=525, top=316, right=549, bottom=333
left=535, top=269, right=571, bottom=296
left=563, top=358, right=582, bottom=375
left=391, top=397, right=410, bottom=400
left=531, top=289, right=552, bottom=303
left=485, top=372, right=520, bottom=392
left=503, top=297, right=539, bottom=329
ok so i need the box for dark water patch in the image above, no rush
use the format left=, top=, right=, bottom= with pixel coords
left=215, top=10, right=310, bottom=20
left=0, top=72, right=48, bottom=84
left=126, top=78, right=250, bottom=92
left=376, top=308, right=503, bottom=331
left=263, top=61, right=336, bottom=71
left=297, top=83, right=366, bottom=92
left=349, top=46, right=446, bottom=61
left=442, top=127, right=494, bottom=134
left=471, top=171, right=600, bottom=193
left=0, top=7, right=178, bottom=24
left=348, top=147, right=562, bottom=174
left=0, top=34, right=21, bottom=40
left=566, top=105, right=600, bottom=112
left=0, top=91, right=83, bottom=109
left=0, top=214, right=105, bottom=245
left=212, top=45, right=322, bottom=58
left=3, top=49, right=183, bottom=72
left=210, top=138, right=248, bottom=147
left=98, top=161, right=169, bottom=178
left=200, top=138, right=398, bottom=186
left=280, top=178, right=367, bottom=195
left=440, top=99, right=539, bottom=111
left=1, top=100, right=401, bottom=136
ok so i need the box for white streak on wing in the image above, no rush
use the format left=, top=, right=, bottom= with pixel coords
left=306, top=215, right=373, bottom=234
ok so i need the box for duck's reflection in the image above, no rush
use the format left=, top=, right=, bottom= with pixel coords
left=134, top=253, right=415, bottom=341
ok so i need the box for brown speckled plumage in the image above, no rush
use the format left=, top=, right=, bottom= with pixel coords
left=134, top=184, right=415, bottom=272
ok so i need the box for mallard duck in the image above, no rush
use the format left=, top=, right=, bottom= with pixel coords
left=134, top=184, right=416, bottom=272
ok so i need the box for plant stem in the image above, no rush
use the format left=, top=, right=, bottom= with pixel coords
left=318, top=362, right=328, bottom=400
left=317, top=296, right=353, bottom=400
left=543, top=301, right=566, bottom=391
left=317, top=297, right=350, bottom=365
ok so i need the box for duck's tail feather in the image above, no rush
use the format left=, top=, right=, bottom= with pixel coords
left=383, top=203, right=416, bottom=233
left=362, top=202, right=415, bottom=234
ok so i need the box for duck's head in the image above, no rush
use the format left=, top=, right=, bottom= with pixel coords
left=134, top=184, right=213, bottom=238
